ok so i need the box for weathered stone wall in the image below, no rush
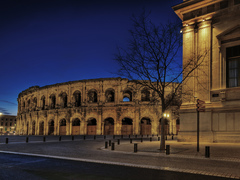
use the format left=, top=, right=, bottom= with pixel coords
left=17, top=78, right=179, bottom=136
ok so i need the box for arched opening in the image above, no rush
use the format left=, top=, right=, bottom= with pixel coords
left=140, top=118, right=151, bottom=135
left=60, top=93, right=68, bottom=108
left=41, top=96, right=45, bottom=110
left=27, top=99, right=31, bottom=110
left=104, top=118, right=114, bottom=135
left=159, top=118, right=169, bottom=135
left=33, top=97, right=37, bottom=110
left=121, top=118, right=133, bottom=135
left=73, top=91, right=81, bottom=107
left=105, top=89, right=115, bottom=102
left=32, top=121, right=36, bottom=135
left=87, top=118, right=97, bottom=135
left=72, top=118, right=81, bottom=135
left=48, top=120, right=54, bottom=135
left=176, top=118, right=180, bottom=135
left=123, top=90, right=132, bottom=102
left=141, top=89, right=150, bottom=101
left=50, top=94, right=56, bottom=109
left=59, top=119, right=66, bottom=135
left=88, top=90, right=97, bottom=103
left=39, top=121, right=44, bottom=135
left=22, top=101, right=25, bottom=111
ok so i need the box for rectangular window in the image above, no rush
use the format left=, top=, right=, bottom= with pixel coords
left=227, top=45, right=240, bottom=87
left=10, top=123, right=12, bottom=126
left=1, top=122, right=3, bottom=126
left=5, top=122, right=7, bottom=126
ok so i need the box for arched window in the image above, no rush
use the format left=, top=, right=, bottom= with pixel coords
left=60, top=119, right=66, bottom=126
left=105, top=89, right=115, bottom=102
left=49, top=94, right=56, bottom=109
left=141, top=88, right=150, bottom=101
left=72, top=118, right=80, bottom=126
left=123, top=90, right=132, bottom=102
left=41, top=96, right=45, bottom=110
left=88, top=90, right=97, bottom=103
left=73, top=91, right=81, bottom=107
left=59, top=92, right=68, bottom=108
left=27, top=99, right=31, bottom=109
left=33, top=97, right=37, bottom=109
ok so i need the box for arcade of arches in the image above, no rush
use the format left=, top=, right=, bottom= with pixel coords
left=17, top=78, right=180, bottom=136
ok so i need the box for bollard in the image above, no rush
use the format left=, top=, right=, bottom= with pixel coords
left=26, top=137, right=28, bottom=143
left=134, top=143, right=138, bottom=153
left=5, top=138, right=8, bottom=144
left=172, top=135, right=174, bottom=140
left=105, top=141, right=108, bottom=148
left=111, top=143, right=115, bottom=150
left=121, top=135, right=123, bottom=139
left=104, top=135, right=106, bottom=139
left=166, top=145, right=170, bottom=155
left=205, top=146, right=210, bottom=158
left=94, top=135, right=96, bottom=140
left=43, top=136, right=46, bottom=142
left=157, top=134, right=158, bottom=137
left=158, top=137, right=160, bottom=141
left=59, top=136, right=61, bottom=141
left=141, top=138, right=143, bottom=142
left=72, top=136, right=74, bottom=141
left=150, top=137, right=152, bottom=142
left=109, top=140, right=111, bottom=146
left=117, top=139, right=120, bottom=145
left=83, top=135, right=86, bottom=140
left=130, top=139, right=132, bottom=143
left=113, top=135, right=115, bottom=139
left=129, top=135, right=131, bottom=138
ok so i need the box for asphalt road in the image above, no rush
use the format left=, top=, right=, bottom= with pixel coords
left=0, top=153, right=231, bottom=180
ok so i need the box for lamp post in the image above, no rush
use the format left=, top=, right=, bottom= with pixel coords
left=163, top=113, right=169, bottom=135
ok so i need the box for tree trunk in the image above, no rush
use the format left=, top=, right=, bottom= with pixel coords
left=160, top=117, right=166, bottom=151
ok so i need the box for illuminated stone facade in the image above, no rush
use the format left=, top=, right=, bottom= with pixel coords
left=173, top=0, right=240, bottom=142
left=17, top=78, right=179, bottom=136
left=0, top=115, right=16, bottom=134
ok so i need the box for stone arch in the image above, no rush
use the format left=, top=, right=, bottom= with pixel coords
left=72, top=118, right=81, bottom=135
left=104, top=117, right=114, bottom=135
left=87, top=118, right=97, bottom=135
left=32, top=121, right=36, bottom=135
left=59, top=92, right=68, bottom=108
left=48, top=119, right=54, bottom=135
left=88, top=89, right=98, bottom=103
left=140, top=117, right=151, bottom=135
left=121, top=117, right=133, bottom=135
left=141, top=88, right=150, bottom=101
left=49, top=94, right=56, bottom=109
left=123, top=89, right=132, bottom=102
left=39, top=121, right=44, bottom=135
left=105, top=89, right=115, bottom=102
left=59, top=119, right=66, bottom=135
left=73, top=90, right=81, bottom=107
left=33, top=97, right=37, bottom=110
left=41, top=96, right=45, bottom=110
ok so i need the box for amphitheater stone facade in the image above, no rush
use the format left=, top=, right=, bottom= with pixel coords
left=17, top=78, right=179, bottom=136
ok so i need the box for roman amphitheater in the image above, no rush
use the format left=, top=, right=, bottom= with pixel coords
left=16, top=77, right=179, bottom=136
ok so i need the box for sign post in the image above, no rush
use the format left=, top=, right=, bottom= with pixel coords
left=196, top=99, right=205, bottom=152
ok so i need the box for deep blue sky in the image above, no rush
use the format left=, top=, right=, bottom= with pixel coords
left=0, top=0, right=181, bottom=115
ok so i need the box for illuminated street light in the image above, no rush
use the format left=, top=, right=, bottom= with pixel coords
left=0, top=112, right=2, bottom=116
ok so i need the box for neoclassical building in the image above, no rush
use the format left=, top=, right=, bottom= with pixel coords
left=17, top=78, right=179, bottom=136
left=173, top=0, right=240, bottom=142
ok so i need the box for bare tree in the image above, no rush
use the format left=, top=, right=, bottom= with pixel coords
left=115, top=12, right=208, bottom=151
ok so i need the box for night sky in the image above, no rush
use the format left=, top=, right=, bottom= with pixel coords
left=0, top=0, right=182, bottom=115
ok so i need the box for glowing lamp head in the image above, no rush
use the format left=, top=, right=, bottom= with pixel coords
left=0, top=112, right=2, bottom=116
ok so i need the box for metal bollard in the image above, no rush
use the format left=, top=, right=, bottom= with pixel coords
left=26, top=137, right=28, bottom=143
left=134, top=143, right=138, bottom=153
left=113, top=135, right=115, bottom=139
left=5, top=138, right=8, bottom=144
left=141, top=138, right=143, bottom=142
left=150, top=137, right=152, bottom=142
left=104, top=135, right=106, bottom=139
left=129, top=135, right=131, bottom=138
left=130, top=139, right=132, bottom=143
left=83, top=135, right=86, bottom=140
left=117, top=139, right=120, bottom=145
left=59, top=136, right=61, bottom=141
left=109, top=140, right=111, bottom=146
left=172, top=135, right=174, bottom=140
left=94, top=135, right=96, bottom=140
left=158, top=137, right=160, bottom=141
left=205, top=146, right=210, bottom=158
left=166, top=145, right=170, bottom=155
left=105, top=141, right=108, bottom=148
left=43, top=136, right=46, bottom=142
left=72, top=136, right=74, bottom=141
left=111, top=143, right=115, bottom=150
